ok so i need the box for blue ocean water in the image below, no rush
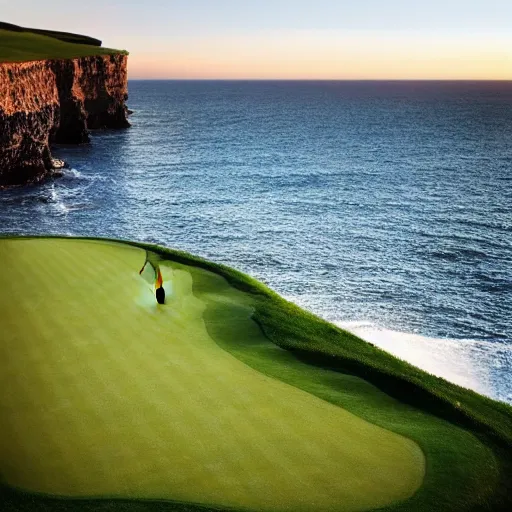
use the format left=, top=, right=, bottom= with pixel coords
left=1, top=81, right=511, bottom=402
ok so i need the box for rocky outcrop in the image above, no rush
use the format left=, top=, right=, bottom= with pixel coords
left=0, top=54, right=128, bottom=187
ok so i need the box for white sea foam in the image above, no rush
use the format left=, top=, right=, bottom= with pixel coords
left=50, top=189, right=69, bottom=214
left=336, top=321, right=512, bottom=404
left=64, top=168, right=82, bottom=179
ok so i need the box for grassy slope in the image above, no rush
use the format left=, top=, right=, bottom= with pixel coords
left=0, top=22, right=102, bottom=46
left=184, top=262, right=500, bottom=511
left=1, top=236, right=512, bottom=512
left=0, top=28, right=125, bottom=63
left=0, top=238, right=423, bottom=512
left=0, top=21, right=101, bottom=46
left=140, top=240, right=512, bottom=512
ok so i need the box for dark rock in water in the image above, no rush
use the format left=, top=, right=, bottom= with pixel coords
left=127, top=109, right=134, bottom=115
left=156, top=286, right=165, bottom=305
left=0, top=107, right=55, bottom=187
left=52, top=158, right=67, bottom=169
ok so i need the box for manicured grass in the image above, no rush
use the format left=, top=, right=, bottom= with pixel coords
left=0, top=28, right=126, bottom=63
left=0, top=238, right=423, bottom=512
left=0, top=236, right=511, bottom=512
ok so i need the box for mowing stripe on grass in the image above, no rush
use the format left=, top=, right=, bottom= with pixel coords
left=0, top=238, right=424, bottom=512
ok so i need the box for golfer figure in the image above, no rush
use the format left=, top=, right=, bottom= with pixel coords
left=140, top=253, right=166, bottom=304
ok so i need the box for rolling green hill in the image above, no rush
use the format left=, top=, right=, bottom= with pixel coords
left=0, top=22, right=126, bottom=63
left=0, top=22, right=102, bottom=46
left=0, top=236, right=511, bottom=512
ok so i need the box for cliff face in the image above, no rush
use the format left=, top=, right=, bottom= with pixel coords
left=0, top=54, right=128, bottom=187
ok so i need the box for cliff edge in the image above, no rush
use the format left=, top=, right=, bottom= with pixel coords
left=0, top=53, right=129, bottom=187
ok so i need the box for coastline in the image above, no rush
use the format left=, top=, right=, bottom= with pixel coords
left=0, top=51, right=129, bottom=187
left=338, top=321, right=512, bottom=404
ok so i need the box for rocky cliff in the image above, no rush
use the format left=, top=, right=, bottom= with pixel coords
left=0, top=54, right=128, bottom=187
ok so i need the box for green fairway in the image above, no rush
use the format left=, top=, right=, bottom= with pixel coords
left=0, top=238, right=423, bottom=511
left=0, top=236, right=511, bottom=512
left=0, top=28, right=125, bottom=63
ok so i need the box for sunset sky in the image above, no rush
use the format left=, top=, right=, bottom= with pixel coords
left=3, top=0, right=511, bottom=79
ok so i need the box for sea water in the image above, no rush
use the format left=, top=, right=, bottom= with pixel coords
left=1, top=80, right=511, bottom=403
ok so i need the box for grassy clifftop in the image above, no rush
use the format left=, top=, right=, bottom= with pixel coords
left=0, top=22, right=126, bottom=63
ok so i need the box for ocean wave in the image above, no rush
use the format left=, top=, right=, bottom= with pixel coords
left=62, top=168, right=82, bottom=179
left=336, top=321, right=512, bottom=405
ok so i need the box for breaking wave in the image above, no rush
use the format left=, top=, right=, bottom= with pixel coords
left=336, top=321, right=512, bottom=405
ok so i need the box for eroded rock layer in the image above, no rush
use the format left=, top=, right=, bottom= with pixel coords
left=0, top=54, right=128, bottom=187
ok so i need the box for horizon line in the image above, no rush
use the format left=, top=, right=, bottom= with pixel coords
left=127, top=77, right=512, bottom=82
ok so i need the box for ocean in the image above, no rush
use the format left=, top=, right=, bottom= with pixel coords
left=1, top=80, right=511, bottom=403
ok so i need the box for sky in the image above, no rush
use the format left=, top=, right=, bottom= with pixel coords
left=2, top=1, right=511, bottom=79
